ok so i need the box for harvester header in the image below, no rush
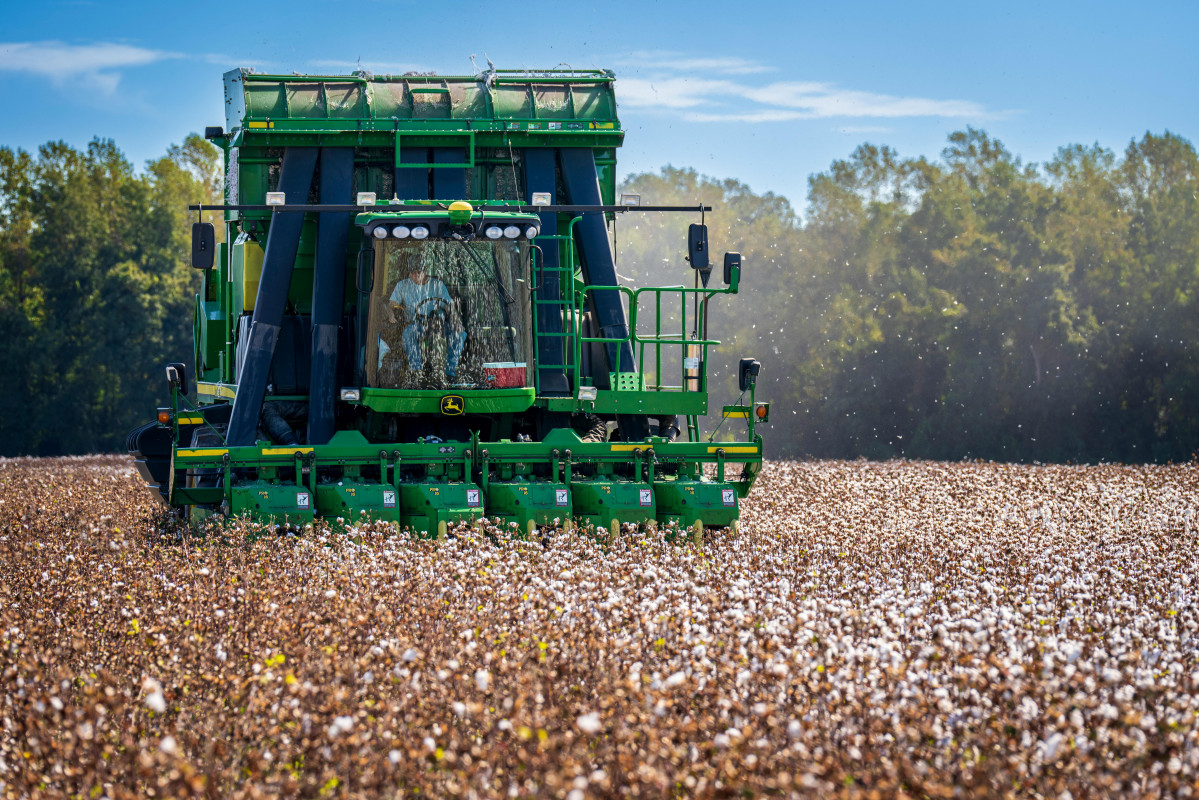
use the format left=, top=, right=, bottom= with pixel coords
left=128, top=66, right=765, bottom=537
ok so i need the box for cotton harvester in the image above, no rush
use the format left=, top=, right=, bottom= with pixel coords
left=127, top=67, right=767, bottom=536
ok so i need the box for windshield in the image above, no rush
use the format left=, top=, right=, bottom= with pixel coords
left=364, top=238, right=533, bottom=391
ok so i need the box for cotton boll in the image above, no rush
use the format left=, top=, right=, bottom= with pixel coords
left=576, top=712, right=601, bottom=734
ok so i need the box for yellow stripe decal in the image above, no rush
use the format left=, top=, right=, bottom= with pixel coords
left=177, top=448, right=228, bottom=457
left=177, top=416, right=205, bottom=425
left=707, top=446, right=759, bottom=454
left=610, top=444, right=643, bottom=452
left=197, top=382, right=237, bottom=399
left=262, top=447, right=315, bottom=456
left=722, top=410, right=750, bottom=418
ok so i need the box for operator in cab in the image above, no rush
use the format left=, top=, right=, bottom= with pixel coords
left=378, top=256, right=467, bottom=383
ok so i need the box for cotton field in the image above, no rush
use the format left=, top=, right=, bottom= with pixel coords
left=1, top=456, right=1196, bottom=798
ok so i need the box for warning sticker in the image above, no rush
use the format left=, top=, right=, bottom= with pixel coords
left=383, top=490, right=397, bottom=508
left=555, top=489, right=569, bottom=507
left=721, top=489, right=736, bottom=507
left=466, top=489, right=481, bottom=507
left=297, top=492, right=311, bottom=510
left=639, top=489, right=653, bottom=507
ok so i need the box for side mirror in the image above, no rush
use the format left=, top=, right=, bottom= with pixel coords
left=165, top=361, right=190, bottom=396
left=687, top=223, right=709, bottom=272
left=191, top=222, right=215, bottom=270
left=738, top=357, right=760, bottom=392
left=724, top=252, right=741, bottom=289
left=356, top=245, right=375, bottom=294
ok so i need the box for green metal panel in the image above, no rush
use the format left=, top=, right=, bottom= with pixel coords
left=398, top=482, right=484, bottom=537
left=486, top=480, right=571, bottom=531
left=357, top=388, right=535, bottom=415
left=654, top=479, right=738, bottom=529
left=315, top=481, right=399, bottom=523
left=541, top=389, right=707, bottom=415
left=196, top=297, right=224, bottom=372
left=168, top=434, right=761, bottom=527
left=571, top=479, right=655, bottom=531
left=230, top=481, right=314, bottom=525
left=227, top=68, right=620, bottom=132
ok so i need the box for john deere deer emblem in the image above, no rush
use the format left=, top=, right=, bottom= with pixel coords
left=440, top=395, right=464, bottom=416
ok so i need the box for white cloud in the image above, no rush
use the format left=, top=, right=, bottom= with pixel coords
left=618, top=72, right=992, bottom=124
left=611, top=50, right=990, bottom=124
left=0, top=41, right=177, bottom=94
left=616, top=51, right=774, bottom=76
left=619, top=77, right=743, bottom=109
left=746, top=82, right=986, bottom=118
left=684, top=109, right=806, bottom=123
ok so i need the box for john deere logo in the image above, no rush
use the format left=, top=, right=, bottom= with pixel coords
left=440, top=395, right=464, bottom=415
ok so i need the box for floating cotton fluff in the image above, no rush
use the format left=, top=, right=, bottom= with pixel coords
left=576, top=712, right=601, bottom=734
left=326, top=716, right=354, bottom=738
left=141, top=678, right=166, bottom=714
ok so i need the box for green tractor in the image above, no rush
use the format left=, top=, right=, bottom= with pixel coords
left=127, top=67, right=766, bottom=536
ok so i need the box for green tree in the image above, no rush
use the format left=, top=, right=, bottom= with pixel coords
left=616, top=167, right=802, bottom=432
left=0, top=135, right=219, bottom=456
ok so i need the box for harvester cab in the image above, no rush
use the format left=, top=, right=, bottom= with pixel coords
left=128, top=67, right=766, bottom=536
left=359, top=206, right=537, bottom=394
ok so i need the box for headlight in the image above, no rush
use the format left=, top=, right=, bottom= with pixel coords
left=392, top=225, right=410, bottom=239
left=411, top=226, right=430, bottom=240
left=372, top=226, right=388, bottom=239
left=484, top=226, right=503, bottom=240
left=525, top=226, right=539, bottom=238
left=503, top=225, right=520, bottom=239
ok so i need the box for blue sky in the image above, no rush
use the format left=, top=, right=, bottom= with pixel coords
left=1, top=0, right=1195, bottom=208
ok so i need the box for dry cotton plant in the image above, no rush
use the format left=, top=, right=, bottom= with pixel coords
left=1, top=455, right=1196, bottom=798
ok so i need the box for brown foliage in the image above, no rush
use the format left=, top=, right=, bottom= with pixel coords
left=1, top=456, right=1197, bottom=798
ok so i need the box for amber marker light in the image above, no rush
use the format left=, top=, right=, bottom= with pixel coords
left=157, top=410, right=172, bottom=425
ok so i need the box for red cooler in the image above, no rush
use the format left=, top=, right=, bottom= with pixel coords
left=482, top=362, right=527, bottom=388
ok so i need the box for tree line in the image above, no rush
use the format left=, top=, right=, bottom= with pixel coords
left=0, top=136, right=219, bottom=455
left=1, top=129, right=1194, bottom=462
left=619, top=129, right=1198, bottom=463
